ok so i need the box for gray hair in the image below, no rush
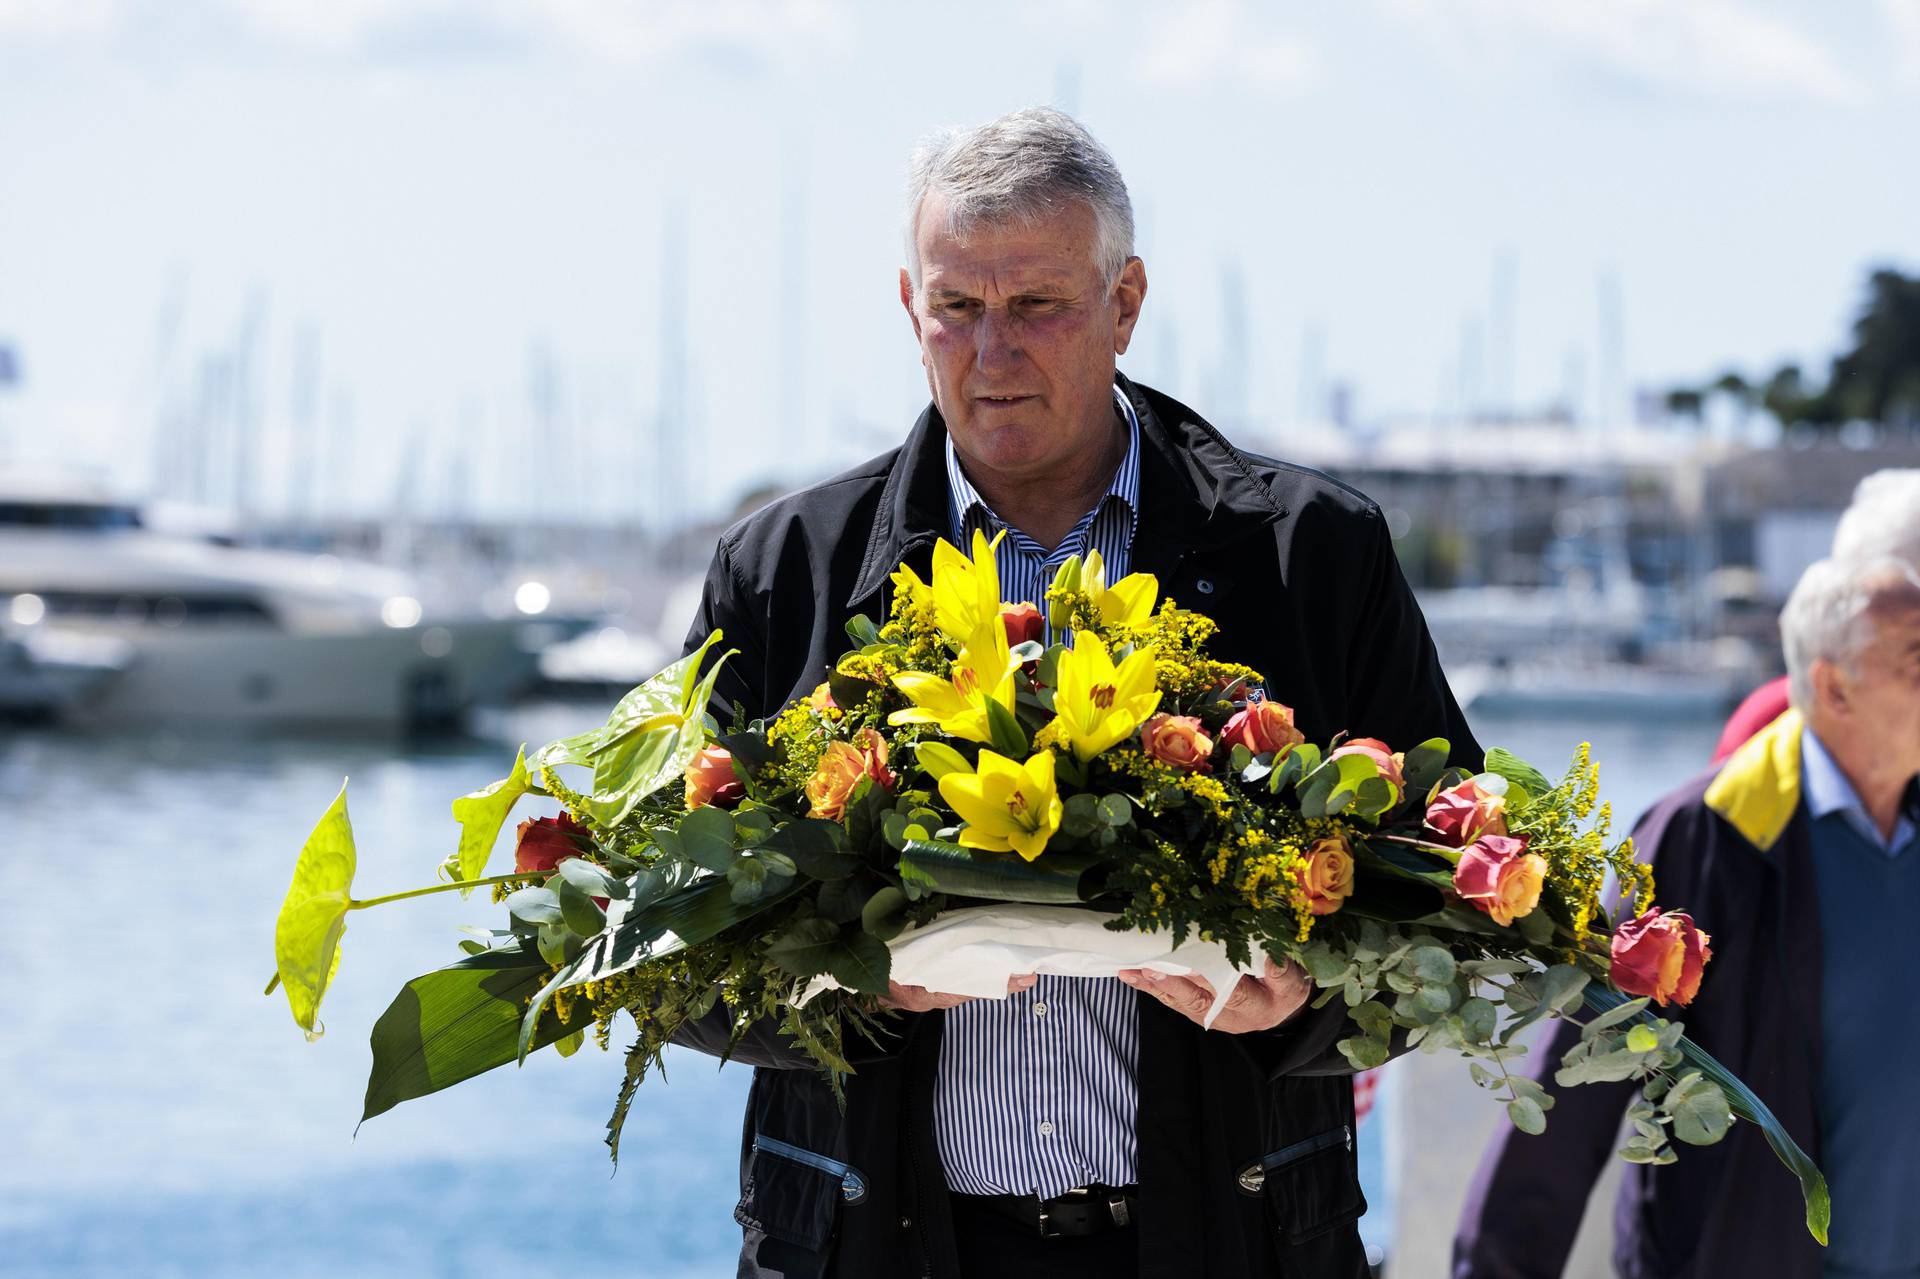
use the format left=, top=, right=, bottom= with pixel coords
left=902, top=106, right=1135, bottom=295
left=1781, top=554, right=1920, bottom=709
left=1833, top=468, right=1920, bottom=566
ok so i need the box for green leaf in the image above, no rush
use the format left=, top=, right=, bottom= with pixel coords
left=826, top=931, right=892, bottom=993
left=760, top=818, right=857, bottom=881
left=1337, top=1035, right=1391, bottom=1070
left=1626, top=1024, right=1661, bottom=1054
left=555, top=857, right=624, bottom=900
left=1482, top=747, right=1551, bottom=804
left=553, top=1029, right=586, bottom=1058
left=506, top=885, right=565, bottom=926
left=844, top=614, right=882, bottom=647
left=1458, top=996, right=1498, bottom=1043
left=557, top=880, right=606, bottom=935
left=532, top=633, right=733, bottom=830
left=1096, top=794, right=1132, bottom=827
left=1667, top=1074, right=1734, bottom=1146
left=764, top=919, right=892, bottom=991
left=860, top=886, right=911, bottom=941
left=984, top=697, right=1029, bottom=757
left=1062, top=793, right=1101, bottom=837
left=914, top=740, right=972, bottom=781
left=361, top=939, right=591, bottom=1122
left=1407, top=945, right=1457, bottom=987
left=274, top=782, right=358, bottom=1039
left=1508, top=1096, right=1547, bottom=1135
left=1581, top=995, right=1651, bottom=1039
left=448, top=748, right=531, bottom=888
left=1402, top=738, right=1451, bottom=800
left=898, top=838, right=1099, bottom=904
left=678, top=805, right=738, bottom=873
left=765, top=917, right=842, bottom=977
left=1540, top=963, right=1589, bottom=1013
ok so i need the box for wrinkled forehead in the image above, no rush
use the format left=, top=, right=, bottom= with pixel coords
left=1863, top=575, right=1920, bottom=649
left=914, top=193, right=1104, bottom=289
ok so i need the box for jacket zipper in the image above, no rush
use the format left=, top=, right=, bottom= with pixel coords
left=753, top=1134, right=869, bottom=1205
left=1234, top=1124, right=1352, bottom=1196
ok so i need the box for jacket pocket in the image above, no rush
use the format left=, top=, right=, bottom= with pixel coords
left=734, top=1133, right=869, bottom=1253
left=1235, top=1124, right=1365, bottom=1245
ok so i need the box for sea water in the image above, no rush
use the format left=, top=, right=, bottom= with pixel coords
left=0, top=702, right=1718, bottom=1276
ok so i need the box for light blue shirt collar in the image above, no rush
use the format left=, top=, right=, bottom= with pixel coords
left=1801, top=726, right=1918, bottom=857
left=944, top=383, right=1142, bottom=549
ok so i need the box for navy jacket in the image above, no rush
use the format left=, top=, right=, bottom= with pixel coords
left=1453, top=713, right=1826, bottom=1279
left=678, top=375, right=1479, bottom=1278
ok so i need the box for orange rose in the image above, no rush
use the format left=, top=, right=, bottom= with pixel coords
left=684, top=746, right=744, bottom=810
left=1220, top=698, right=1306, bottom=757
left=1141, top=713, right=1215, bottom=772
left=1610, top=909, right=1712, bottom=1007
left=1298, top=834, right=1355, bottom=915
left=807, top=682, right=838, bottom=713
left=1452, top=833, right=1546, bottom=926
left=1425, top=777, right=1508, bottom=847
left=1000, top=602, right=1046, bottom=650
left=805, top=728, right=894, bottom=820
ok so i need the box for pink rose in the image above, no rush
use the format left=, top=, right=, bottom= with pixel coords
left=1329, top=737, right=1405, bottom=793
left=514, top=812, right=592, bottom=875
left=807, top=682, right=838, bottom=713
left=1425, top=778, right=1509, bottom=847
left=1298, top=835, right=1355, bottom=916
left=1610, top=909, right=1712, bottom=1007
left=1452, top=833, right=1547, bottom=926
left=1000, top=602, right=1046, bottom=650
left=804, top=728, right=894, bottom=821
left=1141, top=713, right=1215, bottom=772
left=684, top=746, right=745, bottom=810
left=1221, top=698, right=1306, bottom=757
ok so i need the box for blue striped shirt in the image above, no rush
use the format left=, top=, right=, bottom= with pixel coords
left=933, top=383, right=1145, bottom=1198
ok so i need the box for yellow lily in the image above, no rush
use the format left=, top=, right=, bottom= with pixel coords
left=938, top=748, right=1063, bottom=862
left=890, top=561, right=933, bottom=613
left=931, top=528, right=1006, bottom=642
left=1083, top=548, right=1159, bottom=627
left=1049, top=631, right=1162, bottom=762
left=889, top=618, right=1019, bottom=743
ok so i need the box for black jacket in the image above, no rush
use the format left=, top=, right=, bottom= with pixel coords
left=677, top=375, right=1480, bottom=1278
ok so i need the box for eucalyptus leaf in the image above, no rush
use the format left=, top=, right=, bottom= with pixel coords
left=506, top=886, right=565, bottom=926
left=1507, top=1096, right=1547, bottom=1135
left=557, top=880, right=606, bottom=935
left=678, top=805, right=738, bottom=873
left=555, top=857, right=623, bottom=900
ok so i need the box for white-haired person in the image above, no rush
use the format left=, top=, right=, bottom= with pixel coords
left=1714, top=467, right=1920, bottom=761
left=1455, top=551, right=1920, bottom=1278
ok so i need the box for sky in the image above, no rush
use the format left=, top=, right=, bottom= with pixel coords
left=1, top=0, right=1917, bottom=525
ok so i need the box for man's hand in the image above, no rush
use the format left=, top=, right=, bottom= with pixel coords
left=879, top=973, right=1039, bottom=1012
left=1116, top=958, right=1312, bottom=1033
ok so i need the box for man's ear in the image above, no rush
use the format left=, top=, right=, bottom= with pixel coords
left=899, top=267, right=923, bottom=341
left=1110, top=257, right=1148, bottom=356
left=1810, top=658, right=1850, bottom=717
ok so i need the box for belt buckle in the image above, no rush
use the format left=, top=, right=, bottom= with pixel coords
left=1036, top=1198, right=1060, bottom=1239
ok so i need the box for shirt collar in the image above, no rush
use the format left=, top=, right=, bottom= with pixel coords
left=945, top=383, right=1142, bottom=545
left=1801, top=725, right=1918, bottom=856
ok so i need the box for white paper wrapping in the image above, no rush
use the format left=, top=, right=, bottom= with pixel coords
left=799, top=903, right=1261, bottom=1028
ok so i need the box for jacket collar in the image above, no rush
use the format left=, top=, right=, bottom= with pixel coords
left=847, top=372, right=1287, bottom=608
left=1704, top=706, right=1805, bottom=852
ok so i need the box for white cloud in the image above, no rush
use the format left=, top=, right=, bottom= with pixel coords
left=0, top=0, right=119, bottom=39
left=1883, top=0, right=1920, bottom=87
left=1387, top=0, right=1864, bottom=106
left=1138, top=0, right=1320, bottom=95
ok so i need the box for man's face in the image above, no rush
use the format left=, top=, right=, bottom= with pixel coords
left=899, top=193, right=1146, bottom=484
left=1823, top=580, right=1920, bottom=784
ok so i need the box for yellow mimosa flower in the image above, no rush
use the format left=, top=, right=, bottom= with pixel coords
left=1049, top=631, right=1162, bottom=762
left=938, top=748, right=1063, bottom=862
left=931, top=528, right=1006, bottom=642
left=1083, top=548, right=1159, bottom=628
left=888, top=618, right=1018, bottom=743
left=890, top=561, right=933, bottom=611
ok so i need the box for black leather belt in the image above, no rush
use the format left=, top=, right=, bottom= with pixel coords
left=952, top=1185, right=1139, bottom=1238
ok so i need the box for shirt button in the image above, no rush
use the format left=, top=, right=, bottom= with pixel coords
left=1038, top=1121, right=1056, bottom=1137
left=1033, top=1002, right=1048, bottom=1017
left=1196, top=578, right=1216, bottom=595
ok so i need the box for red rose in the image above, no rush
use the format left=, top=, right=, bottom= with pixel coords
left=1329, top=737, right=1405, bottom=793
left=1000, top=602, right=1045, bottom=650
left=1220, top=699, right=1306, bottom=757
left=514, top=812, right=592, bottom=875
left=685, top=745, right=745, bottom=810
left=1452, top=833, right=1547, bottom=926
left=1425, top=777, right=1509, bottom=847
left=1610, top=909, right=1713, bottom=1007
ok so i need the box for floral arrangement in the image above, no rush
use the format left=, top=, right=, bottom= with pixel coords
left=269, top=531, right=1828, bottom=1242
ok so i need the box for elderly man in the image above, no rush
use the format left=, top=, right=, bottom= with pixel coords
left=1454, top=550, right=1920, bottom=1278
left=676, top=107, right=1477, bottom=1279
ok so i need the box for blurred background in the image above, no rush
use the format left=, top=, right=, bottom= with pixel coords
left=3, top=2, right=1917, bottom=1275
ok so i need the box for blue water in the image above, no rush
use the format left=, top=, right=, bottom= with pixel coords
left=0, top=703, right=1716, bottom=1275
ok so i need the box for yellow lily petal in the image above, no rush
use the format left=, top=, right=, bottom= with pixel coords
left=1098, top=572, right=1160, bottom=627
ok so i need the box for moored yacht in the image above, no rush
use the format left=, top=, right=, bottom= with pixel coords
left=0, top=472, right=585, bottom=728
